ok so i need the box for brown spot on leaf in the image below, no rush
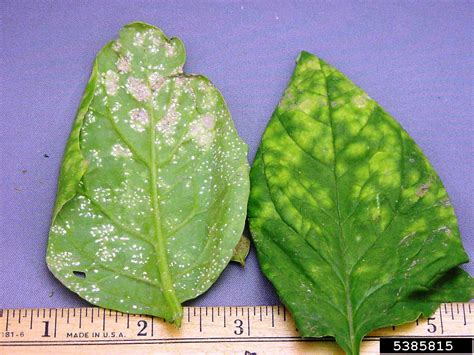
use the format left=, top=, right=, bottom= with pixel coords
left=416, top=183, right=430, bottom=197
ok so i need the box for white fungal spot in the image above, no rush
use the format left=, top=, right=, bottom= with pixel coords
left=149, top=72, right=164, bottom=91
left=133, top=32, right=144, bottom=46
left=435, top=226, right=452, bottom=236
left=112, top=40, right=121, bottom=52
left=104, top=70, right=119, bottom=96
left=129, top=108, right=149, bottom=132
left=352, top=94, right=370, bottom=108
left=188, top=114, right=215, bottom=149
left=89, top=149, right=102, bottom=166
left=116, top=55, right=131, bottom=74
left=111, top=101, right=122, bottom=113
left=156, top=106, right=180, bottom=139
left=111, top=143, right=132, bottom=157
left=165, top=42, right=176, bottom=57
left=148, top=35, right=163, bottom=53
left=51, top=224, right=67, bottom=236
left=85, top=111, right=96, bottom=124
left=201, top=114, right=215, bottom=129
left=48, top=251, right=75, bottom=270
left=126, top=77, right=151, bottom=102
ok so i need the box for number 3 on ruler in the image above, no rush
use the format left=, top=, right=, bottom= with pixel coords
left=234, top=319, right=244, bottom=335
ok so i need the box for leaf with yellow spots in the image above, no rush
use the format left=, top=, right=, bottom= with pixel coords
left=248, top=51, right=473, bottom=355
left=46, top=22, right=249, bottom=326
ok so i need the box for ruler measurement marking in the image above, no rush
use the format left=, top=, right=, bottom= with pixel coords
left=199, top=308, right=202, bottom=332
left=4, top=336, right=474, bottom=348
left=1, top=303, right=472, bottom=349
left=223, top=307, right=226, bottom=328
left=247, top=308, right=250, bottom=336
left=5, top=310, right=9, bottom=331
left=187, top=308, right=190, bottom=323
left=462, top=303, right=467, bottom=325
left=91, top=308, right=94, bottom=323
left=271, top=306, right=275, bottom=327
left=53, top=309, right=58, bottom=338
left=439, top=307, right=444, bottom=334
left=444, top=304, right=448, bottom=314
left=18, top=335, right=474, bottom=346
left=0, top=336, right=382, bottom=346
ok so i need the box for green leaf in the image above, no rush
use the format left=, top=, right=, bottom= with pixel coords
left=248, top=51, right=473, bottom=354
left=46, top=22, right=249, bottom=326
left=231, top=234, right=251, bottom=267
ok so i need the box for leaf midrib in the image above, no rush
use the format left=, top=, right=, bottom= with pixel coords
left=96, top=73, right=182, bottom=322
left=318, top=59, right=357, bottom=353
left=146, top=82, right=182, bottom=323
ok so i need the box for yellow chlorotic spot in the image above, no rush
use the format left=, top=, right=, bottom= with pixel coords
left=298, top=98, right=319, bottom=115
left=345, top=142, right=367, bottom=159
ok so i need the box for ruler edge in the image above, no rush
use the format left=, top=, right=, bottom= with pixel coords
left=1, top=303, right=473, bottom=347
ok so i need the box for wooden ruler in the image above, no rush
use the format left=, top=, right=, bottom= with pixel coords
left=0, top=303, right=472, bottom=354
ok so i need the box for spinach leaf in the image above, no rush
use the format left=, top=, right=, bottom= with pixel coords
left=248, top=51, right=473, bottom=354
left=46, top=22, right=249, bottom=326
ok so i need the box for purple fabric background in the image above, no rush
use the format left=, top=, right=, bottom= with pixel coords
left=1, top=1, right=472, bottom=309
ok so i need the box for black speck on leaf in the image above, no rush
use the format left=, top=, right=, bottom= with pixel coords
left=21, top=169, right=28, bottom=174
left=43, top=154, right=50, bottom=158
